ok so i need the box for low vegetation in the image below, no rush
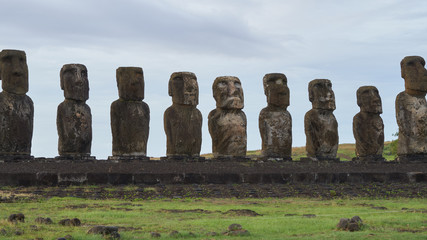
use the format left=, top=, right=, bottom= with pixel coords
left=0, top=196, right=425, bottom=239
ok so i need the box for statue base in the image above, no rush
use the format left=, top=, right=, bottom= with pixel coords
left=259, top=156, right=292, bottom=162
left=160, top=156, right=206, bottom=162
left=352, top=155, right=386, bottom=163
left=300, top=157, right=340, bottom=163
left=55, top=155, right=96, bottom=161
left=0, top=154, right=34, bottom=162
left=107, top=156, right=150, bottom=162
left=397, top=154, right=427, bottom=163
left=211, top=156, right=252, bottom=162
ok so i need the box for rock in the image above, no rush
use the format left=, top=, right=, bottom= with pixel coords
left=35, top=217, right=53, bottom=224
left=396, top=56, right=427, bottom=160
left=14, top=229, right=23, bottom=235
left=347, top=222, right=360, bottom=232
left=0, top=49, right=34, bottom=158
left=353, top=86, right=384, bottom=161
left=59, top=218, right=81, bottom=226
left=57, top=64, right=92, bottom=158
left=0, top=229, right=6, bottom=235
left=111, top=67, right=149, bottom=157
left=209, top=76, right=247, bottom=157
left=87, top=226, right=119, bottom=235
left=259, top=73, right=292, bottom=159
left=228, top=223, right=243, bottom=231
left=8, top=213, right=25, bottom=223
left=164, top=72, right=202, bottom=157
left=30, top=225, right=38, bottom=231
left=336, top=218, right=350, bottom=230
left=351, top=215, right=363, bottom=224
left=304, top=79, right=338, bottom=160
left=337, top=216, right=363, bottom=231
left=150, top=232, right=161, bottom=238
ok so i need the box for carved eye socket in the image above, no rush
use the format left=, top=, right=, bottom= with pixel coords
left=234, top=81, right=241, bottom=88
left=217, top=81, right=227, bottom=88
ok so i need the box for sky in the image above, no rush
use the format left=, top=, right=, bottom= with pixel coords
left=1, top=0, right=426, bottom=159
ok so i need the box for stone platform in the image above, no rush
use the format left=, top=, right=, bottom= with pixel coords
left=0, top=158, right=425, bottom=186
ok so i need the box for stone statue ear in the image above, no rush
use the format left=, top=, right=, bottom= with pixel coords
left=356, top=96, right=362, bottom=107
left=308, top=88, right=314, bottom=102
left=168, top=79, right=173, bottom=96
left=60, top=77, right=64, bottom=90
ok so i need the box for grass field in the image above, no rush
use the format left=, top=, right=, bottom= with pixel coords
left=0, top=196, right=425, bottom=239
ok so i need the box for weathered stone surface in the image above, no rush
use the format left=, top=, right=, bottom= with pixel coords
left=396, top=56, right=427, bottom=161
left=57, top=64, right=92, bottom=158
left=304, top=79, right=338, bottom=160
left=111, top=67, right=149, bottom=157
left=59, top=218, right=81, bottom=226
left=8, top=213, right=25, bottom=223
left=209, top=76, right=247, bottom=158
left=259, top=73, right=292, bottom=159
left=35, top=217, right=53, bottom=224
left=164, top=72, right=202, bottom=157
left=0, top=50, right=34, bottom=157
left=353, top=86, right=384, bottom=161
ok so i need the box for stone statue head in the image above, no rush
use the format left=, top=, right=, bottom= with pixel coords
left=401, top=56, right=427, bottom=95
left=0, top=49, right=29, bottom=95
left=308, top=79, right=336, bottom=110
left=60, top=64, right=89, bottom=101
left=213, top=76, right=244, bottom=109
left=116, top=67, right=144, bottom=101
left=357, top=86, right=382, bottom=114
left=168, top=72, right=198, bottom=106
left=263, top=73, right=289, bottom=108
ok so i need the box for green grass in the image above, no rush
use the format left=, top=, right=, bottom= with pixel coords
left=202, top=141, right=398, bottom=161
left=0, top=197, right=425, bottom=239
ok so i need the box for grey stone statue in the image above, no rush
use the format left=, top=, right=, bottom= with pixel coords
left=208, top=76, right=247, bottom=158
left=0, top=49, right=34, bottom=159
left=259, top=73, right=292, bottom=160
left=163, top=72, right=202, bottom=160
left=396, top=56, right=427, bottom=162
left=353, top=86, right=384, bottom=161
left=304, top=79, right=339, bottom=161
left=110, top=67, right=149, bottom=160
left=57, top=64, right=93, bottom=160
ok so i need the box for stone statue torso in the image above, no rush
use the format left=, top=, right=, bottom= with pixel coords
left=164, top=104, right=202, bottom=156
left=57, top=99, right=92, bottom=156
left=304, top=109, right=338, bottom=158
left=111, top=99, right=149, bottom=156
left=0, top=92, right=33, bottom=155
left=353, top=112, right=384, bottom=157
left=208, top=109, right=247, bottom=157
left=396, top=91, right=427, bottom=155
left=259, top=107, right=292, bottom=158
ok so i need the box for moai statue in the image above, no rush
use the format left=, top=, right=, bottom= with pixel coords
left=0, top=50, right=34, bottom=160
left=304, top=79, right=339, bottom=161
left=163, top=72, right=203, bottom=160
left=110, top=67, right=150, bottom=160
left=396, top=56, right=427, bottom=162
left=56, top=64, right=94, bottom=160
left=208, top=76, right=247, bottom=159
left=353, top=86, right=384, bottom=162
left=259, top=73, right=292, bottom=160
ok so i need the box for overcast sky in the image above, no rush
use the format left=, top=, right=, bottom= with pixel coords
left=1, top=0, right=426, bottom=159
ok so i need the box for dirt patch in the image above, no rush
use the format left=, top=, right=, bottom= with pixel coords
left=160, top=209, right=215, bottom=214
left=223, top=209, right=262, bottom=216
